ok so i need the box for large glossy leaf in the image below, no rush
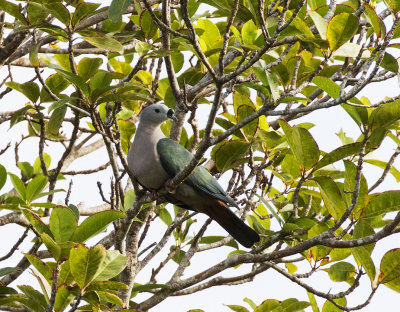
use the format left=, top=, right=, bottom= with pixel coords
left=279, top=120, right=320, bottom=170
left=82, top=35, right=124, bottom=54
left=6, top=82, right=40, bottom=103
left=118, top=120, right=136, bottom=154
left=70, top=244, right=106, bottom=289
left=93, top=250, right=127, bottom=281
left=0, top=0, right=27, bottom=24
left=213, top=140, right=250, bottom=172
left=327, top=13, right=359, bottom=51
left=77, top=57, right=103, bottom=82
left=54, top=284, right=73, bottom=312
left=370, top=99, right=400, bottom=130
left=379, top=248, right=400, bottom=284
left=71, top=210, right=124, bottom=243
left=328, top=262, right=356, bottom=282
left=364, top=3, right=385, bottom=38
left=26, top=175, right=48, bottom=203
left=48, top=64, right=89, bottom=97
left=362, top=191, right=400, bottom=218
left=313, top=176, right=346, bottom=220
left=314, top=142, right=362, bottom=170
left=109, top=0, right=133, bottom=22
left=309, top=11, right=327, bottom=39
left=44, top=3, right=70, bottom=25
left=312, top=76, right=340, bottom=98
left=8, top=173, right=26, bottom=200
left=24, top=254, right=53, bottom=281
left=48, top=106, right=67, bottom=135
left=351, top=221, right=376, bottom=281
left=50, top=207, right=78, bottom=243
left=0, top=164, right=6, bottom=191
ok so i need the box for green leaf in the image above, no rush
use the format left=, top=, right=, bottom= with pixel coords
left=322, top=298, right=346, bottom=312
left=0, top=164, right=7, bottom=191
left=93, top=250, right=127, bottom=281
left=48, top=64, right=89, bottom=97
left=254, top=299, right=280, bottom=312
left=213, top=140, right=250, bottom=172
left=384, top=0, right=400, bottom=12
left=0, top=0, right=27, bottom=24
left=226, top=305, right=249, bottom=312
left=309, top=11, right=328, bottom=39
left=351, top=221, right=376, bottom=281
left=33, top=153, right=51, bottom=174
left=313, top=176, right=346, bottom=220
left=18, top=285, right=47, bottom=311
left=77, top=57, right=103, bottom=82
left=364, top=3, right=385, bottom=38
left=379, top=248, right=400, bottom=284
left=70, top=244, right=106, bottom=289
left=22, top=210, right=52, bottom=236
left=89, top=71, right=112, bottom=95
left=71, top=2, right=100, bottom=27
left=26, top=175, right=48, bottom=203
left=71, top=210, right=124, bottom=243
left=48, top=106, right=67, bottom=135
left=242, top=19, right=257, bottom=45
left=343, top=160, right=368, bottom=213
left=54, top=284, right=73, bottom=312
left=307, top=292, right=320, bottom=312
left=82, top=36, right=123, bottom=54
left=41, top=233, right=61, bottom=260
left=363, top=191, right=400, bottom=218
left=89, top=281, right=128, bottom=291
left=109, top=0, right=133, bottom=22
left=365, top=158, right=400, bottom=182
left=40, top=74, right=70, bottom=102
left=24, top=254, right=53, bottom=281
left=44, top=3, right=70, bottom=25
left=50, top=207, right=78, bottom=243
left=265, top=70, right=280, bottom=101
left=314, top=142, right=362, bottom=170
left=29, top=42, right=40, bottom=67
left=328, top=262, right=356, bottom=282
left=233, top=93, right=258, bottom=137
left=140, top=10, right=158, bottom=39
left=17, top=162, right=34, bottom=180
left=327, top=13, right=359, bottom=51
left=279, top=120, right=320, bottom=170
left=159, top=206, right=173, bottom=226
left=0, top=267, right=19, bottom=277
left=118, top=120, right=136, bottom=154
left=370, top=99, right=400, bottom=130
left=312, top=76, right=340, bottom=98
left=8, top=173, right=26, bottom=200
left=6, top=82, right=40, bottom=103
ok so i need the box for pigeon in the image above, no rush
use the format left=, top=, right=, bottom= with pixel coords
left=128, top=104, right=260, bottom=247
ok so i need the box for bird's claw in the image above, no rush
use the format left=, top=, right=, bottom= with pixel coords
left=164, top=179, right=176, bottom=194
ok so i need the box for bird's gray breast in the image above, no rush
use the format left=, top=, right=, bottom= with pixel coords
left=128, top=133, right=169, bottom=190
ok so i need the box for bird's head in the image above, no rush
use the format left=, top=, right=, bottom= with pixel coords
left=139, top=103, right=177, bottom=126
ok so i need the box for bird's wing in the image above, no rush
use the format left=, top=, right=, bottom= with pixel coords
left=156, top=138, right=237, bottom=207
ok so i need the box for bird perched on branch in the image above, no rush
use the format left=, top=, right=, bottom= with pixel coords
left=128, top=103, right=260, bottom=248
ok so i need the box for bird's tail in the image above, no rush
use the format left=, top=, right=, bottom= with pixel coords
left=205, top=200, right=260, bottom=248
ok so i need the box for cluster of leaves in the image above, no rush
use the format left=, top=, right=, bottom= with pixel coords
left=1, top=0, right=400, bottom=311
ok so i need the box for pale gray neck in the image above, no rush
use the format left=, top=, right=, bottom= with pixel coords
left=136, top=122, right=165, bottom=140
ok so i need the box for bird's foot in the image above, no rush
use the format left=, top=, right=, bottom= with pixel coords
left=164, top=179, right=176, bottom=194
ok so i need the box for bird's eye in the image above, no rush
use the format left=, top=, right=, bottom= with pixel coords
left=155, top=109, right=160, bottom=113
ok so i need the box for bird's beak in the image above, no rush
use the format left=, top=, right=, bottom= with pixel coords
left=167, top=109, right=178, bottom=122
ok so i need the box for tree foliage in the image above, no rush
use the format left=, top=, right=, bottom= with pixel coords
left=0, top=0, right=400, bottom=311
